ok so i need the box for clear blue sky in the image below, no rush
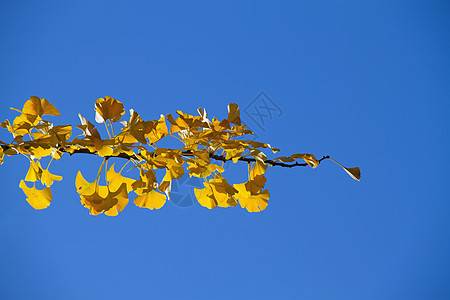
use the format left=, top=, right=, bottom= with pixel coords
left=1, top=1, right=449, bottom=299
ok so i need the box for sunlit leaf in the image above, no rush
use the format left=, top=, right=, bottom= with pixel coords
left=25, top=160, right=43, bottom=182
left=19, top=180, right=52, bottom=210
left=41, top=169, right=62, bottom=187
left=328, top=158, right=361, bottom=181
left=134, top=190, right=166, bottom=210
left=97, top=145, right=114, bottom=157
left=94, top=96, right=125, bottom=123
left=13, top=96, right=60, bottom=117
left=104, top=183, right=129, bottom=216
left=227, top=103, right=241, bottom=125
left=194, top=175, right=237, bottom=209
left=194, top=184, right=216, bottom=209
left=75, top=171, right=97, bottom=196
left=234, top=182, right=270, bottom=212
left=106, top=163, right=135, bottom=193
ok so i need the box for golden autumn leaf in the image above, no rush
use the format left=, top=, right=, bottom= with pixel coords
left=194, top=175, right=238, bottom=209
left=77, top=114, right=100, bottom=138
left=328, top=158, right=361, bottom=181
left=94, top=96, right=125, bottom=123
left=12, top=96, right=60, bottom=117
left=146, top=115, right=169, bottom=144
left=0, top=147, right=3, bottom=164
left=227, top=103, right=241, bottom=125
left=80, top=187, right=114, bottom=215
left=290, top=153, right=320, bottom=168
left=25, top=160, right=43, bottom=182
left=97, top=145, right=114, bottom=157
left=104, top=183, right=129, bottom=216
left=134, top=190, right=166, bottom=210
left=132, top=169, right=167, bottom=210
left=208, top=175, right=238, bottom=208
left=166, top=113, right=189, bottom=134
left=76, top=170, right=129, bottom=216
left=194, top=184, right=216, bottom=209
left=29, top=146, right=53, bottom=159
left=19, top=180, right=52, bottom=210
left=41, top=169, right=62, bottom=187
left=234, top=181, right=270, bottom=212
left=106, top=163, right=135, bottom=193
left=49, top=125, right=72, bottom=142
left=75, top=171, right=97, bottom=196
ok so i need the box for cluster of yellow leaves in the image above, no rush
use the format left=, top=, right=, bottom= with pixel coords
left=0, top=97, right=67, bottom=209
left=1, top=96, right=360, bottom=215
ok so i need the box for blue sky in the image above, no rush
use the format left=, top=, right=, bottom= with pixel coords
left=0, top=1, right=449, bottom=299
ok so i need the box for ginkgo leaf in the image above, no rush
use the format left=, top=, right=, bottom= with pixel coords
left=14, top=96, right=60, bottom=117
left=134, top=190, right=166, bottom=210
left=146, top=115, right=169, bottom=144
left=19, top=180, right=52, bottom=210
left=0, top=147, right=3, bottom=164
left=194, top=175, right=238, bottom=209
left=75, top=171, right=97, bottom=196
left=25, top=160, right=43, bottom=182
left=104, top=183, right=129, bottom=216
left=80, top=183, right=128, bottom=216
left=106, top=163, right=135, bottom=193
left=94, top=96, right=125, bottom=123
left=97, top=145, right=114, bottom=157
left=234, top=182, right=270, bottom=212
left=194, top=184, right=216, bottom=209
left=41, top=169, right=62, bottom=187
left=227, top=103, right=241, bottom=125
left=80, top=186, right=115, bottom=215
left=208, top=175, right=238, bottom=208
left=49, top=125, right=72, bottom=142
left=328, top=158, right=361, bottom=181
left=29, top=146, right=53, bottom=159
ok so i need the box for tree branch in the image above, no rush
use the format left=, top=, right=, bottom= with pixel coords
left=1, top=144, right=329, bottom=168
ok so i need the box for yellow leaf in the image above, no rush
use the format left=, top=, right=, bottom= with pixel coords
left=30, top=146, right=53, bottom=159
left=17, top=96, right=60, bottom=116
left=94, top=96, right=125, bottom=123
left=75, top=171, right=96, bottom=196
left=194, top=184, right=216, bottom=209
left=234, top=182, right=270, bottom=212
left=208, top=175, right=238, bottom=208
left=77, top=114, right=101, bottom=139
left=328, top=158, right=361, bottom=181
left=0, top=147, right=3, bottom=164
left=194, top=175, right=237, bottom=209
left=97, top=145, right=114, bottom=157
left=19, top=180, right=52, bottom=210
left=193, top=149, right=210, bottom=163
left=80, top=183, right=128, bottom=216
left=250, top=161, right=267, bottom=179
left=289, top=153, right=320, bottom=168
left=25, top=160, right=43, bottom=182
left=49, top=125, right=72, bottom=142
left=41, top=169, right=62, bottom=187
left=227, top=103, right=241, bottom=125
left=80, top=186, right=115, bottom=215
left=134, top=190, right=166, bottom=210
left=146, top=115, right=169, bottom=144
left=105, top=183, right=129, bottom=216
left=167, top=159, right=184, bottom=179
left=106, top=163, right=135, bottom=193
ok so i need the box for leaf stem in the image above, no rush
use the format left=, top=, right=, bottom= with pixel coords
left=104, top=122, right=111, bottom=139
left=109, top=120, right=115, bottom=137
